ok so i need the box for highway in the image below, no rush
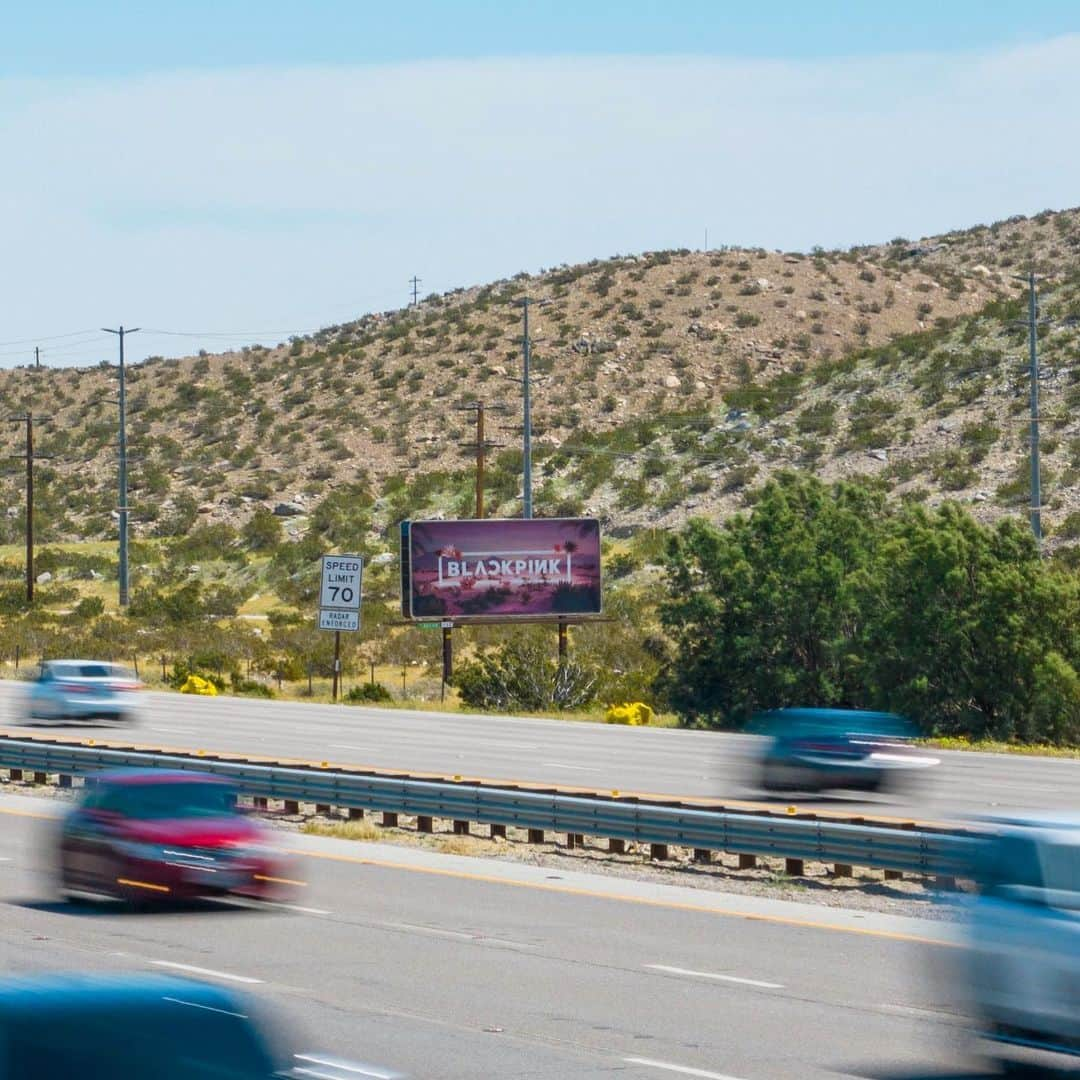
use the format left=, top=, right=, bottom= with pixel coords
left=1, top=681, right=1077, bottom=819
left=0, top=790, right=986, bottom=1079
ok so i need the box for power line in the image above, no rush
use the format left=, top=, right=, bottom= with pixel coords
left=0, top=328, right=100, bottom=348
left=140, top=327, right=323, bottom=338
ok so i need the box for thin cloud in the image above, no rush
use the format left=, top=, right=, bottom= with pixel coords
left=2, top=38, right=1079, bottom=365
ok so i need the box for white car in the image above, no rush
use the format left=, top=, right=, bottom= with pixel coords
left=24, top=660, right=142, bottom=725
left=963, top=812, right=1080, bottom=1073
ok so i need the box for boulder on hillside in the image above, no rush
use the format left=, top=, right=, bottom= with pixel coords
left=273, top=501, right=306, bottom=517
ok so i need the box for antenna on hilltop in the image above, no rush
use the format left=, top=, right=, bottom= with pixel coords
left=409, top=276, right=421, bottom=307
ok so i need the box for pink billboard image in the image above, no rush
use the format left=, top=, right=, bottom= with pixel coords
left=407, top=518, right=602, bottom=619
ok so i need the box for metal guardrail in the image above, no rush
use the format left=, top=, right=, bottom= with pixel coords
left=0, top=738, right=983, bottom=877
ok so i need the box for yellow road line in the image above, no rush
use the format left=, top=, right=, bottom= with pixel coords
left=253, top=874, right=307, bottom=887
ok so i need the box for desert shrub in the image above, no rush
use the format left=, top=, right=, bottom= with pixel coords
left=454, top=634, right=600, bottom=711
left=345, top=682, right=393, bottom=703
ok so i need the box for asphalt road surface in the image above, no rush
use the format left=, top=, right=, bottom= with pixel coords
left=1, top=681, right=1078, bottom=820
left=0, top=790, right=999, bottom=1079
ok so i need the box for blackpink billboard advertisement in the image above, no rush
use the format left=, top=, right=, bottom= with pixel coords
left=404, top=518, right=602, bottom=619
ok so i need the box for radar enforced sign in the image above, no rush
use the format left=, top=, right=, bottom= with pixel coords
left=318, top=554, right=362, bottom=632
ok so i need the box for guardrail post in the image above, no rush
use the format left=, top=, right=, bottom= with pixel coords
left=527, top=829, right=545, bottom=844
left=886, top=821, right=915, bottom=880
left=417, top=816, right=433, bottom=833
left=490, top=824, right=507, bottom=839
left=832, top=816, right=859, bottom=877
left=693, top=849, right=712, bottom=864
left=785, top=858, right=804, bottom=876
left=609, top=838, right=625, bottom=854
left=382, top=812, right=399, bottom=827
left=453, top=820, right=470, bottom=836
left=737, top=853, right=757, bottom=870
left=650, top=843, right=669, bottom=861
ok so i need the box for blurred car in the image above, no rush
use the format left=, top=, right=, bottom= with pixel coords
left=57, top=770, right=298, bottom=904
left=963, top=812, right=1080, bottom=1073
left=753, top=707, right=939, bottom=794
left=0, top=971, right=403, bottom=1079
left=24, top=659, right=143, bottom=725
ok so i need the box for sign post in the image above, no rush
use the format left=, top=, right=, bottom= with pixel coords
left=441, top=622, right=453, bottom=702
left=318, top=554, right=363, bottom=702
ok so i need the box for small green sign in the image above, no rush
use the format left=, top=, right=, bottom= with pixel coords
left=418, top=621, right=441, bottom=630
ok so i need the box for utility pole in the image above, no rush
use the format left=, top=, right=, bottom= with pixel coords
left=34, top=347, right=40, bottom=369
left=513, top=297, right=545, bottom=519
left=9, top=412, right=51, bottom=603
left=410, top=276, right=421, bottom=307
left=456, top=401, right=507, bottom=519
left=1026, top=270, right=1041, bottom=545
left=102, top=325, right=139, bottom=606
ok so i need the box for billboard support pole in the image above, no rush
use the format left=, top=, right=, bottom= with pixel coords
left=332, top=630, right=341, bottom=702
left=558, top=619, right=568, bottom=663
left=442, top=626, right=453, bottom=700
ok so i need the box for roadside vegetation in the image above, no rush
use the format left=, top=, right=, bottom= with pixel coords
left=0, top=208, right=1077, bottom=743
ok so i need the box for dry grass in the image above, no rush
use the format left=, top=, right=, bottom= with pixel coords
left=300, top=818, right=382, bottom=842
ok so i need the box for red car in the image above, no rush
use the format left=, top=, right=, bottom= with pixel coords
left=57, top=771, right=298, bottom=904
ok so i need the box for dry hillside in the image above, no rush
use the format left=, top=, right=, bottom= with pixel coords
left=1, top=206, right=1078, bottom=548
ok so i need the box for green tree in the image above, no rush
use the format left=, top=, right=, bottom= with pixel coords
left=859, top=505, right=1080, bottom=740
left=657, top=472, right=885, bottom=725
left=656, top=473, right=1080, bottom=742
left=241, top=506, right=283, bottom=552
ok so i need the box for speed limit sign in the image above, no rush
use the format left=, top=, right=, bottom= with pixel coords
left=319, top=555, right=363, bottom=614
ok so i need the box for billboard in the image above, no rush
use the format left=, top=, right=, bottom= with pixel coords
left=403, top=518, right=602, bottom=619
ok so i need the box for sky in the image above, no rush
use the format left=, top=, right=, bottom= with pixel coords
left=2, top=2, right=1079, bottom=368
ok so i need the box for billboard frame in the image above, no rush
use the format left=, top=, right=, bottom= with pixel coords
left=400, top=516, right=603, bottom=623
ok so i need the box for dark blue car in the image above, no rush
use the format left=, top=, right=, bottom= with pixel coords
left=0, top=973, right=402, bottom=1080
left=753, top=707, right=939, bottom=794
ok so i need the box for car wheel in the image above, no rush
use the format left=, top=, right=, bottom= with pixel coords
left=57, top=846, right=83, bottom=903
left=761, top=760, right=798, bottom=792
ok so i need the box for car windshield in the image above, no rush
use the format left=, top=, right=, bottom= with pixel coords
left=53, top=663, right=130, bottom=680
left=100, top=782, right=236, bottom=820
